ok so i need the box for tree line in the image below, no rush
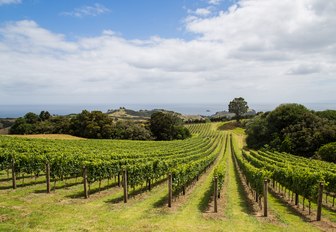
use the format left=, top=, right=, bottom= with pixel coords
left=10, top=110, right=191, bottom=141
left=245, top=104, right=336, bottom=162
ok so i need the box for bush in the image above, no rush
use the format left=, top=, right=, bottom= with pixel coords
left=245, top=103, right=336, bottom=157
left=150, top=112, right=191, bottom=140
left=318, top=142, right=336, bottom=163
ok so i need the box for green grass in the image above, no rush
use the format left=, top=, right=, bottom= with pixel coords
left=267, top=194, right=320, bottom=231
left=231, top=127, right=245, bottom=135
left=273, top=187, right=336, bottom=223
left=0, top=133, right=331, bottom=231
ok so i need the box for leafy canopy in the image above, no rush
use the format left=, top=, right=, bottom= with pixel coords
left=245, top=103, right=336, bottom=158
left=150, top=111, right=191, bottom=141
left=228, top=97, right=249, bottom=122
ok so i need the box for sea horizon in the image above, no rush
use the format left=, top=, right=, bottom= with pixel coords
left=1, top=102, right=335, bottom=118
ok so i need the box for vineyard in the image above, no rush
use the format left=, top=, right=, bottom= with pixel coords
left=0, top=122, right=335, bottom=231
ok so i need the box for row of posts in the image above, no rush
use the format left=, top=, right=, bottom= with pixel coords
left=82, top=167, right=128, bottom=202
left=211, top=175, right=325, bottom=221
left=8, top=159, right=325, bottom=221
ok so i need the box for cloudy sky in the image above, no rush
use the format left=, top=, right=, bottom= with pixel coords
left=0, top=0, right=335, bottom=107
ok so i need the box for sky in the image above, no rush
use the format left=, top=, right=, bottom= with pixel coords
left=0, top=0, right=336, bottom=107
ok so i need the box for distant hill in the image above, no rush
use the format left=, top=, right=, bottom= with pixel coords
left=0, top=118, right=15, bottom=134
left=210, top=109, right=256, bottom=119
left=106, top=107, right=204, bottom=121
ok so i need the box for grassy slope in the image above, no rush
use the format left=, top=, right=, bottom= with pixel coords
left=230, top=133, right=320, bottom=232
left=0, top=124, right=329, bottom=231
left=6, top=134, right=84, bottom=140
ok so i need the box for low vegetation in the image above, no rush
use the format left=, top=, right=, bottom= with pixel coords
left=317, top=142, right=336, bottom=163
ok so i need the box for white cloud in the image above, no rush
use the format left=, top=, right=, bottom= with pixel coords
left=1, top=0, right=336, bottom=106
left=0, top=20, right=78, bottom=53
left=194, top=8, right=211, bottom=17
left=61, top=3, right=110, bottom=18
left=287, top=64, right=322, bottom=75
left=208, top=0, right=221, bottom=5
left=0, top=0, right=20, bottom=5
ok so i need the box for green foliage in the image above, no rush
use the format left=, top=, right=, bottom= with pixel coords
left=245, top=115, right=271, bottom=148
left=24, top=112, right=40, bottom=124
left=315, top=110, right=336, bottom=122
left=242, top=148, right=336, bottom=198
left=213, top=135, right=228, bottom=192
left=0, top=124, right=222, bottom=195
left=228, top=97, right=249, bottom=122
left=112, top=120, right=152, bottom=140
left=267, top=104, right=309, bottom=132
left=39, top=111, right=51, bottom=121
left=0, top=118, right=14, bottom=129
left=318, top=142, right=336, bottom=163
left=69, top=110, right=113, bottom=139
left=10, top=111, right=67, bottom=135
left=246, top=103, right=336, bottom=157
left=10, top=117, right=34, bottom=134
left=172, top=134, right=224, bottom=193
left=282, top=113, right=336, bottom=156
left=10, top=110, right=152, bottom=140
left=231, top=135, right=271, bottom=195
left=150, top=112, right=191, bottom=140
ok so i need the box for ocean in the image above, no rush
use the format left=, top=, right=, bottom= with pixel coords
left=0, top=103, right=335, bottom=118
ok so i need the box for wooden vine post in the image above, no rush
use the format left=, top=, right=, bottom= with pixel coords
left=12, top=157, right=16, bottom=189
left=317, top=182, right=324, bottom=221
left=148, top=179, right=151, bottom=191
left=168, top=173, right=172, bottom=208
left=123, top=169, right=128, bottom=203
left=295, top=193, right=299, bottom=206
left=83, top=166, right=89, bottom=199
left=118, top=172, right=121, bottom=187
left=214, top=176, right=218, bottom=213
left=263, top=179, right=269, bottom=217
left=46, top=162, right=50, bottom=193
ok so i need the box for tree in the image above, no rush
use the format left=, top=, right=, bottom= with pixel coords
left=24, top=112, right=39, bottom=124
left=9, top=117, right=34, bottom=134
left=245, top=114, right=271, bottom=148
left=318, top=142, right=336, bottom=163
left=245, top=103, right=336, bottom=157
left=315, top=110, right=336, bottom=122
left=228, top=97, right=249, bottom=122
left=69, top=110, right=114, bottom=139
left=39, top=111, right=51, bottom=121
left=150, top=112, right=191, bottom=140
left=267, top=104, right=309, bottom=133
left=280, top=112, right=330, bottom=156
left=112, top=120, right=152, bottom=140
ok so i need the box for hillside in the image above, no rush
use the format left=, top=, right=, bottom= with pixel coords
left=107, top=107, right=204, bottom=121
left=0, top=123, right=335, bottom=231
left=0, top=118, right=15, bottom=134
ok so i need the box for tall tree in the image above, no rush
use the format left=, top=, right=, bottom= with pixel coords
left=228, top=97, right=249, bottom=122
left=39, top=111, right=51, bottom=121
left=150, top=112, right=190, bottom=140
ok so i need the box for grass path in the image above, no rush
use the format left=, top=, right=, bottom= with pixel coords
left=230, top=133, right=322, bottom=232
left=267, top=193, right=321, bottom=232
left=222, top=139, right=279, bottom=231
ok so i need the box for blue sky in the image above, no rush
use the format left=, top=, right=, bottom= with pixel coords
left=0, top=0, right=335, bottom=107
left=0, top=0, right=234, bottom=39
